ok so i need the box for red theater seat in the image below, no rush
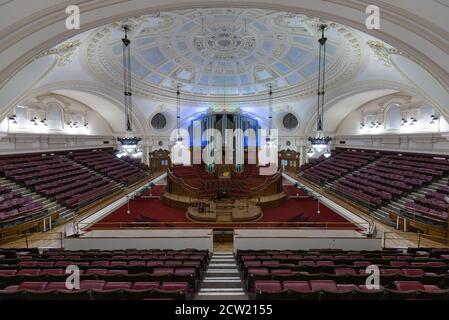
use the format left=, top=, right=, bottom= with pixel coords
left=39, top=269, right=64, bottom=275
left=160, top=282, right=188, bottom=291
left=334, top=268, right=357, bottom=276
left=0, top=270, right=17, bottom=275
left=283, top=281, right=311, bottom=292
left=131, top=282, right=160, bottom=290
left=103, top=282, right=132, bottom=290
left=17, top=269, right=40, bottom=276
left=85, top=268, right=108, bottom=275
left=310, top=280, right=337, bottom=291
left=80, top=280, right=105, bottom=290
left=255, top=281, right=282, bottom=292
left=46, top=282, right=72, bottom=290
left=18, top=282, right=48, bottom=291
left=153, top=268, right=174, bottom=275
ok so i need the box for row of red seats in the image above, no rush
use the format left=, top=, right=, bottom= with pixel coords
left=0, top=281, right=188, bottom=300
left=254, top=280, right=447, bottom=300
left=69, top=151, right=147, bottom=185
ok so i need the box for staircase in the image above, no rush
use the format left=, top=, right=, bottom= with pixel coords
left=196, top=252, right=248, bottom=300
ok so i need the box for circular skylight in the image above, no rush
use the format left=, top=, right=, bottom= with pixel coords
left=85, top=8, right=362, bottom=98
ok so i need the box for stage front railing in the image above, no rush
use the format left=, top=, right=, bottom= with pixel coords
left=78, top=220, right=371, bottom=231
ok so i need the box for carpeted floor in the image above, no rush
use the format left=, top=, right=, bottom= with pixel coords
left=91, top=187, right=357, bottom=230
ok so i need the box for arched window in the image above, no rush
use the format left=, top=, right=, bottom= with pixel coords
left=46, top=102, right=63, bottom=130
left=385, top=103, right=401, bottom=130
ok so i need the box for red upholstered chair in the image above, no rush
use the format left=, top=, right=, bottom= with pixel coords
left=174, top=268, right=195, bottom=276
left=146, top=261, right=164, bottom=267
left=36, top=261, right=55, bottom=267
left=336, top=284, right=358, bottom=292
left=402, top=269, right=425, bottom=276
left=108, top=270, right=128, bottom=275
left=425, top=262, right=446, bottom=268
left=17, top=269, right=40, bottom=276
left=46, top=282, right=72, bottom=290
left=380, top=269, right=401, bottom=276
left=271, top=269, right=293, bottom=276
left=262, top=260, right=280, bottom=267
left=164, top=261, right=183, bottom=267
left=80, top=280, right=105, bottom=290
left=18, top=261, right=37, bottom=267
left=248, top=268, right=270, bottom=276
left=394, top=281, right=424, bottom=291
left=334, top=268, right=357, bottom=276
left=160, top=282, right=188, bottom=291
left=255, top=281, right=282, bottom=292
left=103, top=282, right=132, bottom=290
left=131, top=282, right=160, bottom=290
left=283, top=281, right=312, bottom=292
left=39, top=269, right=64, bottom=276
left=358, top=285, right=385, bottom=291
left=245, top=261, right=262, bottom=268
left=353, top=261, right=371, bottom=267
left=390, top=261, right=410, bottom=267
left=90, top=261, right=110, bottom=266
left=153, top=268, right=174, bottom=275
left=297, top=261, right=315, bottom=266
left=18, top=282, right=48, bottom=291
left=310, top=280, right=338, bottom=291
left=85, top=268, right=108, bottom=275
left=0, top=270, right=17, bottom=275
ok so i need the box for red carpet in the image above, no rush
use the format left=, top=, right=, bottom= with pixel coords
left=91, top=188, right=357, bottom=230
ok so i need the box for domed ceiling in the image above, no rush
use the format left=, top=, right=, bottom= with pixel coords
left=84, top=8, right=363, bottom=99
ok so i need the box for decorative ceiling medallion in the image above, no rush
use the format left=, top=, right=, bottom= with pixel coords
left=83, top=8, right=363, bottom=99
left=39, top=40, right=81, bottom=66
left=367, top=40, right=392, bottom=67
left=193, top=25, right=256, bottom=60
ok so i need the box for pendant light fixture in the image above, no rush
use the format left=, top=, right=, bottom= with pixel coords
left=308, top=24, right=332, bottom=155
left=117, top=25, right=142, bottom=159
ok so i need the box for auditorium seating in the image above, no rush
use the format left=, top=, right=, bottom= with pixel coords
left=68, top=150, right=148, bottom=185
left=0, top=249, right=209, bottom=299
left=0, top=153, right=119, bottom=211
left=301, top=150, right=449, bottom=221
left=0, top=281, right=188, bottom=300
left=0, top=186, right=44, bottom=223
left=237, top=248, right=449, bottom=300
left=302, top=150, right=381, bottom=185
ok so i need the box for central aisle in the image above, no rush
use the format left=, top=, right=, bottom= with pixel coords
left=195, top=252, right=249, bottom=300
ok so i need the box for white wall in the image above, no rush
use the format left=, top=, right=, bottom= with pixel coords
left=65, top=229, right=213, bottom=251
left=234, top=229, right=382, bottom=251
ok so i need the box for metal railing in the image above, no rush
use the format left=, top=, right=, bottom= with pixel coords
left=78, top=220, right=371, bottom=231
left=0, top=232, right=64, bottom=249
left=383, top=231, right=448, bottom=249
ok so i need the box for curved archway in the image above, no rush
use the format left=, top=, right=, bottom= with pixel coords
left=1, top=0, right=449, bottom=95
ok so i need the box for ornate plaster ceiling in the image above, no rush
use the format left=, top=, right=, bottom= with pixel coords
left=84, top=8, right=363, bottom=99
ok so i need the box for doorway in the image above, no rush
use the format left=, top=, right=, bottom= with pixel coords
left=213, top=229, right=234, bottom=252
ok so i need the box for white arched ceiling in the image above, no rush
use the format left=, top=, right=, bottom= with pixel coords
left=52, top=89, right=143, bottom=135
left=1, top=0, right=449, bottom=92
left=1, top=2, right=449, bottom=139
left=0, top=55, right=56, bottom=120
left=390, top=54, right=449, bottom=120
left=303, top=89, right=398, bottom=135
